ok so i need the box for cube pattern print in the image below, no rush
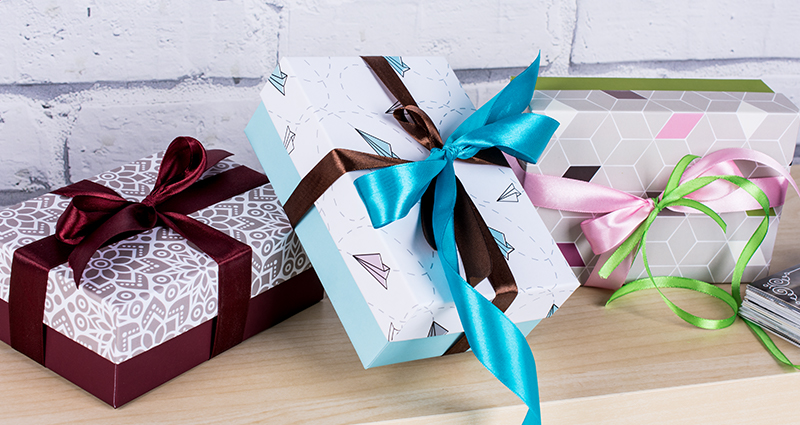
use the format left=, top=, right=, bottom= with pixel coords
left=527, top=89, right=799, bottom=284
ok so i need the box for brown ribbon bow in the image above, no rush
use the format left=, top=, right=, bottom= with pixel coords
left=281, top=56, right=518, bottom=354
left=9, top=137, right=268, bottom=364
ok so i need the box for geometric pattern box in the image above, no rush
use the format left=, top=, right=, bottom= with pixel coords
left=245, top=57, right=579, bottom=368
left=0, top=151, right=322, bottom=407
left=526, top=78, right=799, bottom=284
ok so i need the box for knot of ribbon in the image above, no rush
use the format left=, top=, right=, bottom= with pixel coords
left=9, top=136, right=268, bottom=364
left=282, top=55, right=558, bottom=425
left=53, top=137, right=234, bottom=284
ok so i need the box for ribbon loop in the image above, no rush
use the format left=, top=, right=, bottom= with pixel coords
left=144, top=136, right=210, bottom=205
left=354, top=156, right=447, bottom=228
left=393, top=105, right=443, bottom=151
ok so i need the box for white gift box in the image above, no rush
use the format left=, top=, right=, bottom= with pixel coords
left=246, top=57, right=580, bottom=367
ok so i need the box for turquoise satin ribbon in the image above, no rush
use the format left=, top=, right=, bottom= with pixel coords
left=354, top=55, right=558, bottom=425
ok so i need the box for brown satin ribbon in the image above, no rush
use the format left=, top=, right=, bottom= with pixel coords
left=282, top=56, right=519, bottom=354
left=9, top=137, right=268, bottom=365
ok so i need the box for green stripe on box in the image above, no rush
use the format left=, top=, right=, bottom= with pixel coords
left=746, top=207, right=777, bottom=217
left=536, top=77, right=773, bottom=93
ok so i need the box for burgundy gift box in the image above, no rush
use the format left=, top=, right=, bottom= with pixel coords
left=0, top=139, right=322, bottom=407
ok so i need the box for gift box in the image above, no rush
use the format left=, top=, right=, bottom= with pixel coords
left=525, top=78, right=799, bottom=285
left=245, top=57, right=579, bottom=368
left=0, top=138, right=323, bottom=407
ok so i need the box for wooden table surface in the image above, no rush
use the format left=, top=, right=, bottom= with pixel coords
left=3, top=168, right=800, bottom=424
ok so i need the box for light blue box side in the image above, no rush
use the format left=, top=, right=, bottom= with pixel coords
left=369, top=318, right=541, bottom=367
left=246, top=102, right=383, bottom=366
left=246, top=102, right=542, bottom=368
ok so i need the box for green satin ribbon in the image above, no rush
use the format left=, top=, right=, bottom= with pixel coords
left=602, top=153, right=800, bottom=368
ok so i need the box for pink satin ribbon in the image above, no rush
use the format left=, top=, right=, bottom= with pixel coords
left=510, top=148, right=798, bottom=289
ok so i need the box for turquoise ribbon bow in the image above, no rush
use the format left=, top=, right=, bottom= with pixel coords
left=354, top=55, right=558, bottom=425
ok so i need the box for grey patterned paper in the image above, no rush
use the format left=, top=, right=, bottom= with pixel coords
left=0, top=152, right=310, bottom=364
left=527, top=89, right=799, bottom=284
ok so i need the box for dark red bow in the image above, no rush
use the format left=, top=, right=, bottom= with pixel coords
left=9, top=137, right=269, bottom=364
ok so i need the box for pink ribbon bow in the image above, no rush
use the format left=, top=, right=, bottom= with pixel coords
left=510, top=148, right=798, bottom=289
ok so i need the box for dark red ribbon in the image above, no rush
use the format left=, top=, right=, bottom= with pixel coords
left=9, top=136, right=269, bottom=365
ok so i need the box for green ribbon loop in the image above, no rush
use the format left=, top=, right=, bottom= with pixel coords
left=600, top=153, right=800, bottom=359
left=601, top=153, right=800, bottom=368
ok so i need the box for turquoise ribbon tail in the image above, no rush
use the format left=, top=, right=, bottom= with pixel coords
left=433, top=162, right=542, bottom=424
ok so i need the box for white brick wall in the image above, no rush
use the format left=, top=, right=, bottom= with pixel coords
left=65, top=80, right=264, bottom=182
left=572, top=0, right=800, bottom=64
left=280, top=0, right=574, bottom=70
left=1, top=0, right=799, bottom=204
left=0, top=0, right=281, bottom=84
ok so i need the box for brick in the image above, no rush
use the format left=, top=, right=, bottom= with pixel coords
left=462, top=81, right=510, bottom=108
left=67, top=84, right=265, bottom=182
left=0, top=0, right=280, bottom=84
left=0, top=98, right=68, bottom=194
left=281, top=0, right=571, bottom=69
left=572, top=0, right=800, bottom=64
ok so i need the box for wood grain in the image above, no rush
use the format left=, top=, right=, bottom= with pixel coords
left=2, top=168, right=800, bottom=424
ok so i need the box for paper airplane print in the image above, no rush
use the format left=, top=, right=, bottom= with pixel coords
left=384, top=56, right=410, bottom=77
left=283, top=126, right=296, bottom=154
left=427, top=321, right=448, bottom=337
left=546, top=304, right=559, bottom=318
left=356, top=129, right=400, bottom=159
left=497, top=183, right=522, bottom=202
left=488, top=227, right=514, bottom=259
left=269, top=63, right=288, bottom=95
left=354, top=253, right=391, bottom=289
left=386, top=100, right=402, bottom=114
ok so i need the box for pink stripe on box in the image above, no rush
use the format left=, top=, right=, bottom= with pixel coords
left=656, top=113, right=704, bottom=139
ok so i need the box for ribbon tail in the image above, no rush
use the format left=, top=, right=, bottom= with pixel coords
left=452, top=180, right=492, bottom=286
left=585, top=251, right=633, bottom=290
left=53, top=179, right=125, bottom=199
left=439, top=234, right=541, bottom=424
left=205, top=149, right=234, bottom=170
left=447, top=54, right=541, bottom=143
left=160, top=211, right=252, bottom=357
left=283, top=149, right=407, bottom=227
left=445, top=179, right=519, bottom=355
left=9, top=236, right=73, bottom=365
left=433, top=163, right=541, bottom=424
